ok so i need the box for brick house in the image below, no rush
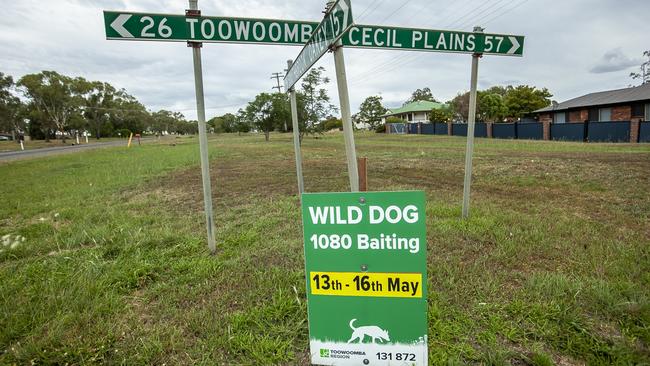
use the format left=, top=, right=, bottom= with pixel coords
left=534, top=83, right=650, bottom=123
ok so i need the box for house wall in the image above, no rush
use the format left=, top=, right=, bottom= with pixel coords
left=539, top=113, right=553, bottom=123
left=612, top=106, right=631, bottom=121
left=569, top=110, right=588, bottom=122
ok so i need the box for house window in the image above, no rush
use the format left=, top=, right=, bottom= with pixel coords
left=408, top=113, right=413, bottom=122
left=646, top=103, right=650, bottom=121
left=554, top=112, right=565, bottom=124
left=599, top=107, right=612, bottom=122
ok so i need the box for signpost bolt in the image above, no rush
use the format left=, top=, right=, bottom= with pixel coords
left=359, top=197, right=366, bottom=204
left=360, top=264, right=368, bottom=272
left=363, top=359, right=369, bottom=365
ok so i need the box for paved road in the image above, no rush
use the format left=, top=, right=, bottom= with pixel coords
left=0, top=139, right=146, bottom=162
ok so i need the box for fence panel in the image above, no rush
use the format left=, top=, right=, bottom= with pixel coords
left=588, top=121, right=630, bottom=142
left=551, top=123, right=585, bottom=141
left=517, top=122, right=543, bottom=140
left=434, top=122, right=448, bottom=135
left=389, top=123, right=406, bottom=134
left=408, top=123, right=419, bottom=134
left=475, top=123, right=488, bottom=138
left=493, top=123, right=517, bottom=139
left=421, top=123, right=434, bottom=135
left=640, top=122, right=650, bottom=142
left=452, top=124, right=468, bottom=136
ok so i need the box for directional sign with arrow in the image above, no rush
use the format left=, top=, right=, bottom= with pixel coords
left=104, top=11, right=523, bottom=56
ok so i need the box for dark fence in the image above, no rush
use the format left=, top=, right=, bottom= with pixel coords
left=475, top=123, right=488, bottom=138
left=452, top=123, right=467, bottom=136
left=421, top=123, right=434, bottom=135
left=388, top=123, right=406, bottom=134
left=517, top=122, right=543, bottom=140
left=552, top=122, right=585, bottom=141
left=493, top=123, right=517, bottom=139
left=588, top=121, right=630, bottom=142
left=391, top=120, right=643, bottom=143
left=434, top=122, right=448, bottom=135
left=640, top=122, right=650, bottom=143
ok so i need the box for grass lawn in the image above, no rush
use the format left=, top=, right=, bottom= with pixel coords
left=0, top=132, right=648, bottom=365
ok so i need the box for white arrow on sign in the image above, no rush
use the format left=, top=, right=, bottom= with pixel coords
left=337, top=0, right=350, bottom=30
left=110, top=14, right=133, bottom=38
left=507, top=36, right=520, bottom=54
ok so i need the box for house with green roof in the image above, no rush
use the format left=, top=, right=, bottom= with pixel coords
left=381, top=100, right=447, bottom=125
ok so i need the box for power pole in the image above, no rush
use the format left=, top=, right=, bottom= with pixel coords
left=271, top=71, right=288, bottom=131
left=271, top=72, right=284, bottom=93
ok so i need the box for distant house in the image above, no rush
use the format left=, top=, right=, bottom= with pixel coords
left=533, top=83, right=650, bottom=123
left=381, top=100, right=447, bottom=124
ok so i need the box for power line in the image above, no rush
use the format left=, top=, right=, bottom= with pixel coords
left=377, top=0, right=415, bottom=25
left=270, top=72, right=285, bottom=93
left=350, top=0, right=530, bottom=87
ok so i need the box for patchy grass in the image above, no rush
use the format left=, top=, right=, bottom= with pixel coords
left=0, top=132, right=648, bottom=365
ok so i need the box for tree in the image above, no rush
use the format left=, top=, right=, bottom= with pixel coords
left=321, top=117, right=342, bottom=131
left=234, top=109, right=251, bottom=135
left=478, top=92, right=508, bottom=122
left=429, top=106, right=454, bottom=123
left=18, top=71, right=90, bottom=143
left=405, top=87, right=438, bottom=105
left=246, top=92, right=274, bottom=141
left=300, top=66, right=336, bottom=140
left=84, top=81, right=119, bottom=139
left=109, top=95, right=149, bottom=135
left=630, top=50, right=650, bottom=85
left=0, top=72, right=24, bottom=139
left=208, top=113, right=237, bottom=133
left=151, top=110, right=185, bottom=135
left=449, top=92, right=471, bottom=122
left=503, top=85, right=552, bottom=119
left=356, top=95, right=387, bottom=130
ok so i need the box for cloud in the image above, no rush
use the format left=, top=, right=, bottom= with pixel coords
left=590, top=48, right=640, bottom=74
left=1, top=0, right=649, bottom=120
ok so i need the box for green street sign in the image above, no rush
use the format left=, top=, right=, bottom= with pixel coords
left=284, top=0, right=354, bottom=90
left=342, top=25, right=523, bottom=56
left=104, top=11, right=524, bottom=56
left=301, top=191, right=428, bottom=366
left=104, top=11, right=317, bottom=45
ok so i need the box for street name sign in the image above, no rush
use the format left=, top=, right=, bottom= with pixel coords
left=104, top=12, right=523, bottom=56
left=301, top=191, right=428, bottom=366
left=343, top=25, right=523, bottom=56
left=104, top=11, right=317, bottom=45
left=283, top=0, right=354, bottom=90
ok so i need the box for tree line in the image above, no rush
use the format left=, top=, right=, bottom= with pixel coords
left=207, top=66, right=340, bottom=142
left=1, top=69, right=553, bottom=142
left=0, top=70, right=197, bottom=141
left=354, top=85, right=553, bottom=131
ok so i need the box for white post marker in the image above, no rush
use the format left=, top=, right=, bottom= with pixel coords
left=287, top=60, right=305, bottom=198
left=462, top=26, right=483, bottom=219
left=76, top=133, right=80, bottom=145
left=189, top=0, right=217, bottom=254
left=333, top=40, right=359, bottom=192
left=20, top=140, right=24, bottom=151
left=85, top=133, right=89, bottom=144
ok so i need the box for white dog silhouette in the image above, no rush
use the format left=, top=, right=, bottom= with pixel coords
left=347, top=318, right=390, bottom=344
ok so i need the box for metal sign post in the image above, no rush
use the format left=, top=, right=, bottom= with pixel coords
left=333, top=40, right=359, bottom=192
left=287, top=59, right=305, bottom=198
left=189, top=0, right=217, bottom=253
left=462, top=27, right=483, bottom=219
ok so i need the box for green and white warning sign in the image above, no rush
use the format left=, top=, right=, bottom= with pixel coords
left=301, top=191, right=428, bottom=365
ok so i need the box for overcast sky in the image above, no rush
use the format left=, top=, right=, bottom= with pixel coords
left=1, top=0, right=648, bottom=120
